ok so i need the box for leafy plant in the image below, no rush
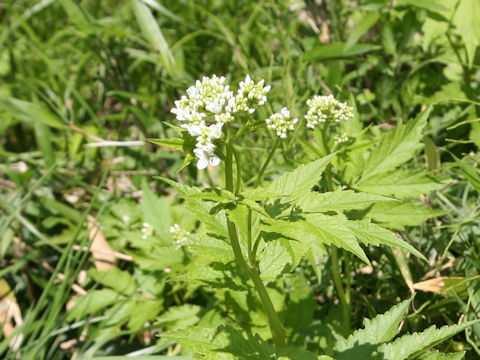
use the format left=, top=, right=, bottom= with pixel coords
left=148, top=74, right=475, bottom=357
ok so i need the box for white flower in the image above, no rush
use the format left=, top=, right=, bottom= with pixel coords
left=334, top=132, right=349, bottom=144
left=169, top=223, right=189, bottom=249
left=141, top=222, right=154, bottom=239
left=193, top=148, right=221, bottom=170
left=305, top=95, right=354, bottom=129
left=265, top=107, right=298, bottom=138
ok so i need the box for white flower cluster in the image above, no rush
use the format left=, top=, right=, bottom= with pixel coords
left=334, top=132, right=349, bottom=144
left=305, top=95, right=354, bottom=129
left=170, top=223, right=189, bottom=249
left=171, top=75, right=271, bottom=169
left=265, top=107, right=298, bottom=138
left=227, top=75, right=270, bottom=114
left=141, top=222, right=154, bottom=239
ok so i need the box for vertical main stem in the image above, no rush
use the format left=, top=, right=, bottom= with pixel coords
left=225, top=136, right=286, bottom=348
left=321, top=127, right=351, bottom=332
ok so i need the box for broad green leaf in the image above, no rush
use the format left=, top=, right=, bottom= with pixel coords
left=419, top=351, right=466, bottom=360
left=184, top=233, right=234, bottom=263
left=0, top=96, right=65, bottom=129
left=131, top=0, right=175, bottom=74
left=262, top=214, right=369, bottom=264
left=367, top=202, right=445, bottom=230
left=157, top=177, right=235, bottom=203
left=345, top=220, right=426, bottom=260
left=258, top=241, right=292, bottom=281
left=266, top=155, right=333, bottom=199
left=297, top=189, right=395, bottom=213
left=345, top=13, right=380, bottom=50
left=155, top=304, right=202, bottom=330
left=303, top=42, right=380, bottom=61
left=241, top=188, right=286, bottom=201
left=127, top=298, right=164, bottom=332
left=359, top=107, right=430, bottom=181
left=356, top=170, right=445, bottom=199
left=376, top=321, right=480, bottom=360
left=453, top=0, right=480, bottom=66
left=129, top=246, right=184, bottom=271
left=161, top=325, right=232, bottom=359
left=141, top=182, right=172, bottom=239
left=334, top=299, right=411, bottom=359
left=89, top=268, right=137, bottom=296
left=67, top=289, right=123, bottom=321
left=218, top=326, right=275, bottom=359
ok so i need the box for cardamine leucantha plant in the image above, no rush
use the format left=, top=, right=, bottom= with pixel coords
left=149, top=75, right=478, bottom=359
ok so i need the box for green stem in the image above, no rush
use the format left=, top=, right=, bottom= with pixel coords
left=331, top=247, right=351, bottom=332
left=255, top=138, right=280, bottom=187
left=225, top=140, right=286, bottom=348
left=247, top=208, right=253, bottom=266
left=231, top=145, right=242, bottom=195
left=226, top=219, right=286, bottom=348
left=321, top=127, right=351, bottom=332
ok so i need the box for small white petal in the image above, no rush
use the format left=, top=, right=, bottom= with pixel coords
left=197, top=158, right=208, bottom=170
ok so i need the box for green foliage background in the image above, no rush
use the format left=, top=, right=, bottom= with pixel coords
left=1, top=0, right=479, bottom=359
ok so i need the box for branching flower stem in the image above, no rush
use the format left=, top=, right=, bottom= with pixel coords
left=256, top=137, right=280, bottom=187
left=224, top=127, right=286, bottom=348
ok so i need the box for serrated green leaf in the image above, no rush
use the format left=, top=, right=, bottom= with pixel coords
left=157, top=177, right=235, bottom=204
left=356, top=170, right=445, bottom=199
left=147, top=137, right=195, bottom=152
left=266, top=155, right=333, bottom=199
left=241, top=188, right=286, bottom=201
left=262, top=214, right=369, bottom=264
left=184, top=233, right=234, bottom=263
left=360, top=107, right=430, bottom=181
left=183, top=188, right=236, bottom=203
left=376, top=320, right=480, bottom=360
left=258, top=241, right=292, bottom=281
left=334, top=299, right=411, bottom=360
left=161, top=325, right=232, bottom=359
left=419, top=350, right=466, bottom=360
left=345, top=220, right=426, bottom=260
left=155, top=304, right=202, bottom=330
left=367, top=202, right=446, bottom=230
left=297, top=189, right=395, bottom=213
